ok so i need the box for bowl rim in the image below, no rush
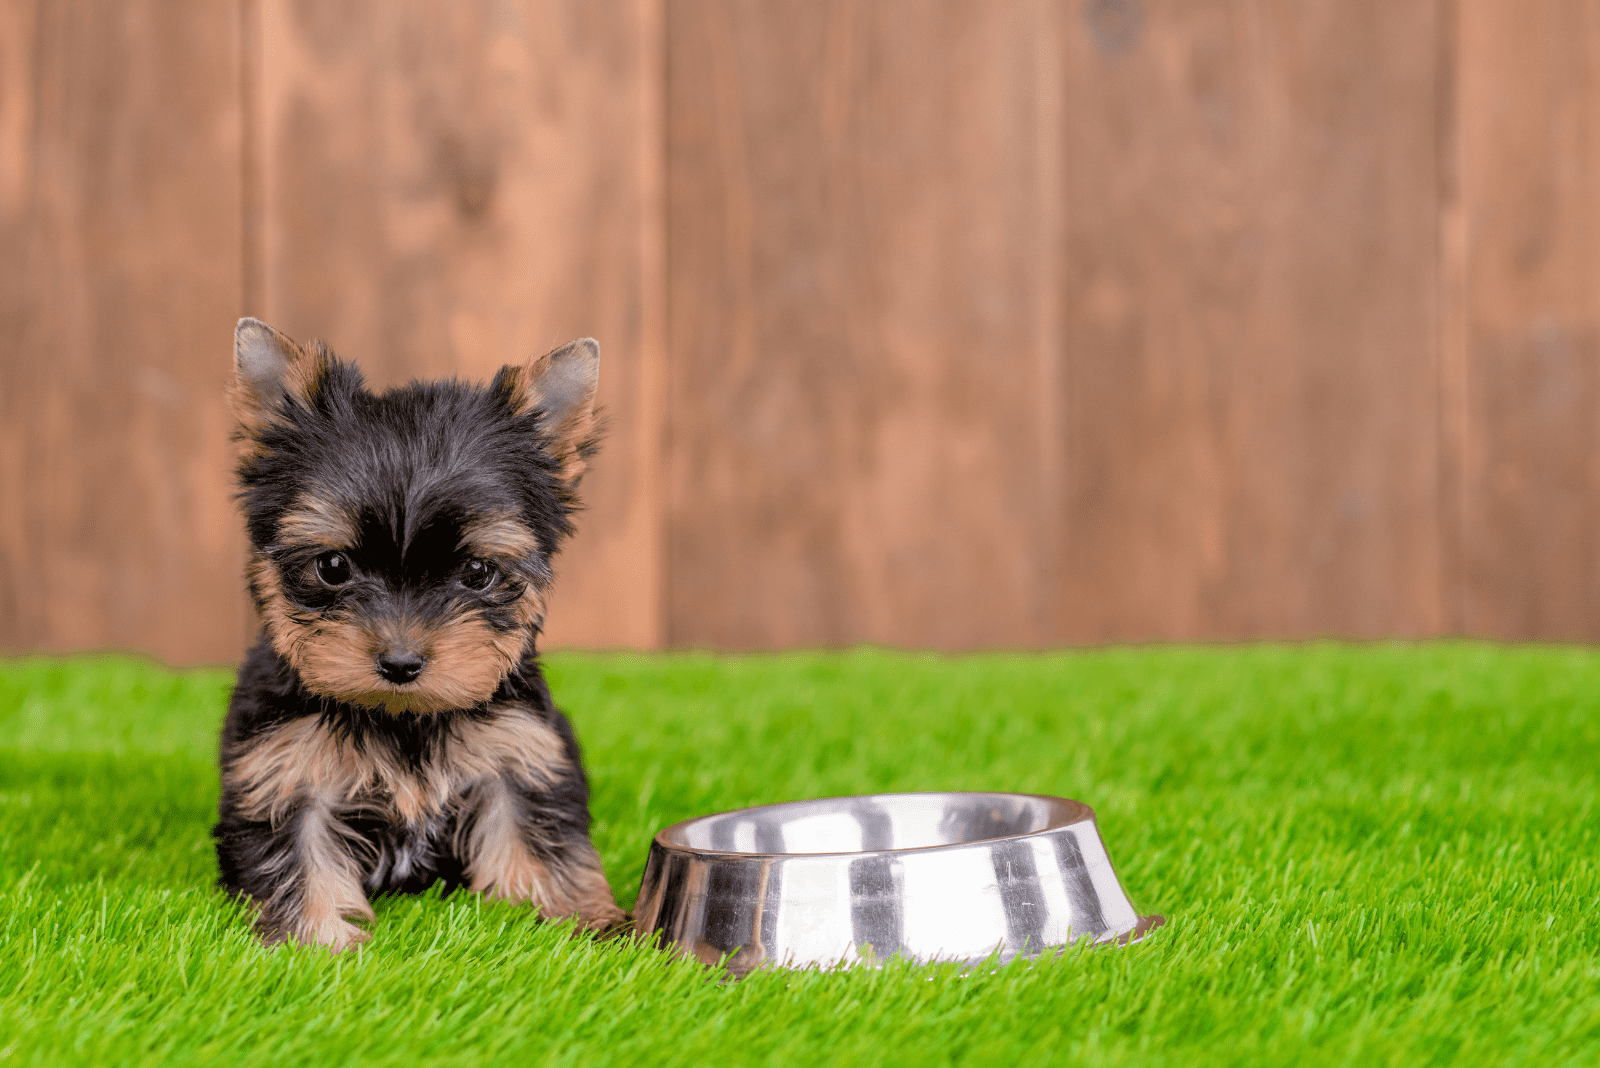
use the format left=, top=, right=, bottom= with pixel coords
left=650, top=790, right=1098, bottom=860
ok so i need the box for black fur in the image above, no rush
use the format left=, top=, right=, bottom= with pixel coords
left=213, top=333, right=617, bottom=948
left=214, top=642, right=596, bottom=928
left=237, top=357, right=577, bottom=626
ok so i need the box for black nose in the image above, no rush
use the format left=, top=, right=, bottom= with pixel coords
left=375, top=651, right=426, bottom=684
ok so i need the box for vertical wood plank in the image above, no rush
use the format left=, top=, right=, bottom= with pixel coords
left=254, top=0, right=665, bottom=649
left=666, top=0, right=1063, bottom=649
left=0, top=0, right=246, bottom=664
left=1437, top=0, right=1471, bottom=635
left=15, top=0, right=1600, bottom=657
left=1458, top=0, right=1600, bottom=638
left=1056, top=0, right=1444, bottom=641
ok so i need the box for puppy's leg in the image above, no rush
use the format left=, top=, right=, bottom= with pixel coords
left=216, top=795, right=374, bottom=952
left=283, top=798, right=376, bottom=950
left=553, top=842, right=630, bottom=932
left=462, top=775, right=626, bottom=930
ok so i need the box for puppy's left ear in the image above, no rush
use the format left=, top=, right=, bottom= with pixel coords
left=497, top=338, right=601, bottom=483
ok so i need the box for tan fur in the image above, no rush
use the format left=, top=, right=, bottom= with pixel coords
left=463, top=778, right=624, bottom=928
left=228, top=328, right=334, bottom=452
left=415, top=615, right=527, bottom=710
left=460, top=513, right=540, bottom=559
left=250, top=553, right=531, bottom=714
left=498, top=365, right=534, bottom=414
left=551, top=849, right=629, bottom=930
left=456, top=709, right=572, bottom=788
left=226, top=322, right=615, bottom=948
left=276, top=492, right=358, bottom=549
left=248, top=554, right=297, bottom=643
left=290, top=799, right=374, bottom=952
left=513, top=584, right=548, bottom=632
left=230, top=702, right=589, bottom=948
left=228, top=704, right=569, bottom=827
left=465, top=777, right=561, bottom=902
left=502, top=343, right=600, bottom=484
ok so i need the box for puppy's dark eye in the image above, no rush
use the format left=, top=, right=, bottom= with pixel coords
left=461, top=558, right=497, bottom=591
left=315, top=551, right=352, bottom=587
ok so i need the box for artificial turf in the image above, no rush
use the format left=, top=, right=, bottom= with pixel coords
left=0, top=643, right=1597, bottom=1066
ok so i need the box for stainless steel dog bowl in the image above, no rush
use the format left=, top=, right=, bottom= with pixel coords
left=633, top=792, right=1163, bottom=975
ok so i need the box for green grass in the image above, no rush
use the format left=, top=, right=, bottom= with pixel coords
left=1, top=644, right=1598, bottom=1066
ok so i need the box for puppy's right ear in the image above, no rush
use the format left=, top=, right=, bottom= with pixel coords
left=228, top=318, right=327, bottom=442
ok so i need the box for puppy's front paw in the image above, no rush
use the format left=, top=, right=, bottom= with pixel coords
left=577, top=900, right=629, bottom=933
left=257, top=909, right=373, bottom=954
left=306, top=917, right=372, bottom=954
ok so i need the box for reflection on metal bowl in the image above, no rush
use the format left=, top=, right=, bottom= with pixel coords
left=632, top=792, right=1163, bottom=976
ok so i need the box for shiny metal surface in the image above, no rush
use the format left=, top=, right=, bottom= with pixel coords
left=633, top=792, right=1163, bottom=975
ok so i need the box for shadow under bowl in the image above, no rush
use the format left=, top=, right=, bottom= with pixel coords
left=632, top=792, right=1163, bottom=976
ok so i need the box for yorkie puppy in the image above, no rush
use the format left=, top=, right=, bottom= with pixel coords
left=213, top=317, right=625, bottom=951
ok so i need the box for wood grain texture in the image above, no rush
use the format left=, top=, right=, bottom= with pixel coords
left=253, top=0, right=664, bottom=648
left=0, top=0, right=247, bottom=663
left=666, top=0, right=1064, bottom=649
left=1056, top=0, right=1445, bottom=641
left=12, top=0, right=1600, bottom=659
left=1457, top=0, right=1600, bottom=638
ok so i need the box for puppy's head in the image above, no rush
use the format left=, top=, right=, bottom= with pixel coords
left=229, top=318, right=600, bottom=714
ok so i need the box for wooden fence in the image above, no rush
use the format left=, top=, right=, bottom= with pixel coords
left=3, top=0, right=1600, bottom=663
